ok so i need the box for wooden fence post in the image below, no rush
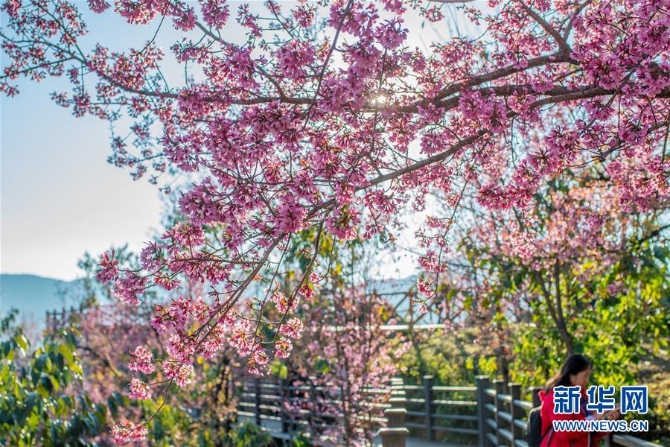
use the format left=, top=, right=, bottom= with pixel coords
left=385, top=408, right=406, bottom=428
left=494, top=379, right=506, bottom=447
left=379, top=427, right=409, bottom=447
left=510, top=383, right=524, bottom=444
left=379, top=377, right=408, bottom=447
left=476, top=376, right=490, bottom=447
left=424, top=375, right=435, bottom=442
left=254, top=377, right=262, bottom=427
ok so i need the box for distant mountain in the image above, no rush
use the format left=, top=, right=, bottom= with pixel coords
left=0, top=273, right=425, bottom=330
left=0, top=274, right=83, bottom=324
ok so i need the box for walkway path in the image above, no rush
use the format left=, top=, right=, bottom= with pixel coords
left=372, top=435, right=469, bottom=446
left=239, top=413, right=468, bottom=447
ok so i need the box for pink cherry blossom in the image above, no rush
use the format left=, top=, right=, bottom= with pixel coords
left=96, top=251, right=119, bottom=283
left=128, top=378, right=151, bottom=400
left=127, top=346, right=155, bottom=375
left=111, top=420, right=148, bottom=444
left=164, top=361, right=194, bottom=388
left=279, top=318, right=304, bottom=339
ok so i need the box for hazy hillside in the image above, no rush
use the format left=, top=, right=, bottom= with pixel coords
left=0, top=274, right=80, bottom=323
left=0, top=273, right=422, bottom=330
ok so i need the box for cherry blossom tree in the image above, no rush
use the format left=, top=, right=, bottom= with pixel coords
left=268, top=233, right=409, bottom=446
left=415, top=164, right=670, bottom=385
left=76, top=300, right=243, bottom=445
left=288, top=289, right=405, bottom=447
left=2, top=0, right=669, bottom=440
left=65, top=248, right=244, bottom=445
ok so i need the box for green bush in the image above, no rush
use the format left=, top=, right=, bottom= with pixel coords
left=0, top=310, right=111, bottom=446
left=230, top=420, right=274, bottom=447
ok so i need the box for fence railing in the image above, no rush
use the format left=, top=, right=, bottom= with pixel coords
left=45, top=306, right=85, bottom=332
left=239, top=375, right=660, bottom=447
left=380, top=376, right=659, bottom=447
left=236, top=376, right=389, bottom=446
left=400, top=375, right=479, bottom=443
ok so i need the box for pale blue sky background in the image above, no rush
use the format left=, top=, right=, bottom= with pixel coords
left=1, top=10, right=170, bottom=281
left=1, top=2, right=485, bottom=281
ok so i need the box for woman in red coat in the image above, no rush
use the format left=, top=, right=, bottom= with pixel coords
left=539, top=354, right=620, bottom=447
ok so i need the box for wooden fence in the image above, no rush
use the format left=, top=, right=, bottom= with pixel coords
left=236, top=376, right=390, bottom=446
left=237, top=377, right=336, bottom=443
left=380, top=376, right=660, bottom=447
left=239, top=375, right=661, bottom=447
left=45, top=306, right=84, bottom=332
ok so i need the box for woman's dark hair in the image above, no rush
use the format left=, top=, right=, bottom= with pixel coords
left=544, top=354, right=592, bottom=391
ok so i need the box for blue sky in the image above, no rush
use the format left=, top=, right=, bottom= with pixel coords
left=1, top=2, right=484, bottom=281
left=1, top=9, right=172, bottom=280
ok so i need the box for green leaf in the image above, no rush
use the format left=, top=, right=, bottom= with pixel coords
left=15, top=334, right=29, bottom=354
left=315, top=359, right=330, bottom=374
left=57, top=344, right=74, bottom=366
left=465, top=357, right=474, bottom=370
left=270, top=361, right=288, bottom=379
left=34, top=354, right=48, bottom=372
left=39, top=374, right=54, bottom=395
left=70, top=362, right=83, bottom=377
